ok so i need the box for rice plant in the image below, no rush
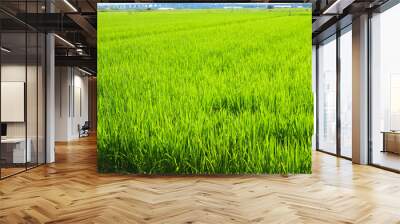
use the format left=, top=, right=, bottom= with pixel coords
left=97, top=9, right=313, bottom=174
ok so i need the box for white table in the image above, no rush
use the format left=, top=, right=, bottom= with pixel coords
left=1, top=138, right=31, bottom=163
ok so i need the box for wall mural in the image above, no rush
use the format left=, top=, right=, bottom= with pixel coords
left=97, top=3, right=313, bottom=174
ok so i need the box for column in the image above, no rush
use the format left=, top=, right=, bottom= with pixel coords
left=352, top=14, right=369, bottom=164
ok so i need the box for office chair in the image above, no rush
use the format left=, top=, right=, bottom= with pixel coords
left=79, top=121, right=90, bottom=138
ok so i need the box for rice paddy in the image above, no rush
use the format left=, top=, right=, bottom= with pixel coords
left=97, top=9, right=313, bottom=174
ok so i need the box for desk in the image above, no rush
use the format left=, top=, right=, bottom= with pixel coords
left=1, top=138, right=31, bottom=163
left=381, top=131, right=400, bottom=154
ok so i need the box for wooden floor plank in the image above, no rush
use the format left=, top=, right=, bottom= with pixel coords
left=0, top=135, right=400, bottom=223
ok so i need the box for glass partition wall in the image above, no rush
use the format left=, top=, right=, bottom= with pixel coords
left=339, top=27, right=352, bottom=159
left=315, top=26, right=352, bottom=159
left=0, top=31, right=27, bottom=177
left=0, top=2, right=46, bottom=179
left=370, top=3, right=400, bottom=171
left=315, top=2, right=400, bottom=171
left=317, top=35, right=337, bottom=154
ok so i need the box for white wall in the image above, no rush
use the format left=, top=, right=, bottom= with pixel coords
left=1, top=65, right=39, bottom=138
left=55, top=67, right=89, bottom=141
left=1, top=65, right=25, bottom=81
left=1, top=65, right=26, bottom=140
left=73, top=72, right=89, bottom=137
left=55, top=66, right=70, bottom=141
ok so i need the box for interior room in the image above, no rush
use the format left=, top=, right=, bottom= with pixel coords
left=370, top=3, right=400, bottom=171
left=0, top=0, right=97, bottom=179
left=54, top=66, right=95, bottom=141
left=0, top=0, right=400, bottom=223
left=0, top=3, right=46, bottom=178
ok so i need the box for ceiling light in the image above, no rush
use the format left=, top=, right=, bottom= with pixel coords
left=63, top=0, right=78, bottom=12
left=1, top=47, right=11, bottom=53
left=76, top=48, right=85, bottom=55
left=78, top=67, right=92, bottom=76
left=54, top=34, right=75, bottom=48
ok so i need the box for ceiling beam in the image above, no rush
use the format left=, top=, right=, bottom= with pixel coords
left=55, top=55, right=96, bottom=73
left=67, top=13, right=97, bottom=42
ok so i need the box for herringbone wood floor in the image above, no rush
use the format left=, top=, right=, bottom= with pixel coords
left=1, top=135, right=400, bottom=224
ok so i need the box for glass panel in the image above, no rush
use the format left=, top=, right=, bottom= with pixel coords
left=0, top=1, right=46, bottom=179
left=38, top=32, right=45, bottom=165
left=26, top=0, right=40, bottom=169
left=340, top=28, right=352, bottom=158
left=318, top=36, right=337, bottom=154
left=27, top=31, right=38, bottom=169
left=312, top=45, right=317, bottom=150
left=1, top=31, right=27, bottom=177
left=371, top=4, right=400, bottom=171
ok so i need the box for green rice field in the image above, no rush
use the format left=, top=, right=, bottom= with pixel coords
left=97, top=9, right=313, bottom=174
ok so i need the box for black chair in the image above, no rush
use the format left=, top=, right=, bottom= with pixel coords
left=79, top=121, right=90, bottom=138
